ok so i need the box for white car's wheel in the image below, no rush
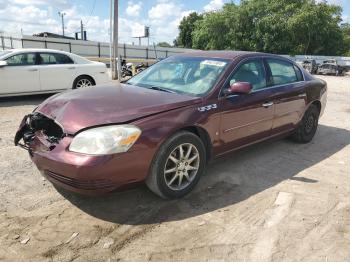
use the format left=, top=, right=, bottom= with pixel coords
left=73, top=76, right=95, bottom=89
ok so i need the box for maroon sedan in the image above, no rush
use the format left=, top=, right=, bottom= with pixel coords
left=15, top=51, right=327, bottom=199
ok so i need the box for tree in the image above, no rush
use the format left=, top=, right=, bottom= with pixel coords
left=192, top=5, right=235, bottom=50
left=179, top=0, right=349, bottom=55
left=341, top=23, right=350, bottom=56
left=177, top=12, right=203, bottom=48
left=157, top=42, right=172, bottom=48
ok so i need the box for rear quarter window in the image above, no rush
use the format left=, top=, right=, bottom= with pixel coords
left=266, top=59, right=298, bottom=86
left=294, top=65, right=304, bottom=81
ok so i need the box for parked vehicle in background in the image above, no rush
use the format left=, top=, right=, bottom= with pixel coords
left=121, top=59, right=133, bottom=78
left=15, top=51, right=327, bottom=199
left=0, top=49, right=109, bottom=97
left=135, top=63, right=147, bottom=74
left=120, top=60, right=147, bottom=78
left=317, top=63, right=344, bottom=76
left=323, top=59, right=337, bottom=65
left=302, top=59, right=318, bottom=74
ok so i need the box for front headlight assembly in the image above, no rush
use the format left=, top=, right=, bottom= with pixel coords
left=69, top=125, right=141, bottom=155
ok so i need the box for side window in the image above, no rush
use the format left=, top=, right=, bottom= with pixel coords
left=6, top=53, right=36, bottom=66
left=266, top=59, right=298, bottom=86
left=39, top=53, right=57, bottom=65
left=53, top=53, right=74, bottom=64
left=228, top=59, right=267, bottom=91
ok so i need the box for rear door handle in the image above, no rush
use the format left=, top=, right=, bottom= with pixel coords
left=67, top=67, right=76, bottom=70
left=28, top=68, right=38, bottom=72
left=262, top=101, right=274, bottom=108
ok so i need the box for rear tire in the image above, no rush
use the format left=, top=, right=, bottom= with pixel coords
left=73, top=76, right=95, bottom=89
left=291, top=104, right=319, bottom=143
left=146, top=131, right=206, bottom=199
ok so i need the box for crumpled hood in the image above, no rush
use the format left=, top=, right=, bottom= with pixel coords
left=36, top=84, right=200, bottom=134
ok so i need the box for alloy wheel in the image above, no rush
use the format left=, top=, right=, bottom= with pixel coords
left=76, top=79, right=93, bottom=88
left=164, top=143, right=200, bottom=191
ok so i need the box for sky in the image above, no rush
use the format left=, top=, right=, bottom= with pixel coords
left=0, top=0, right=349, bottom=45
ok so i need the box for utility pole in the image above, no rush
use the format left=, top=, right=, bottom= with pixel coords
left=58, top=12, right=66, bottom=36
left=112, top=0, right=120, bottom=80
left=80, top=20, right=84, bottom=40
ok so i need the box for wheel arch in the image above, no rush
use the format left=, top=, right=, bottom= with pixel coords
left=72, top=74, right=96, bottom=89
left=179, top=125, right=213, bottom=162
left=311, top=100, right=321, bottom=114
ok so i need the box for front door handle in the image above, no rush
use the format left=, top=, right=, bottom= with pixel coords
left=28, top=68, right=38, bottom=72
left=67, top=67, right=76, bottom=70
left=262, top=101, right=274, bottom=108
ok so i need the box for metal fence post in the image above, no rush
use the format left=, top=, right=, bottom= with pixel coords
left=166, top=50, right=168, bottom=58
left=69, top=42, right=72, bottom=53
left=1, top=36, right=4, bottom=50
left=98, top=42, right=101, bottom=57
left=44, top=40, right=47, bottom=49
left=146, top=48, right=149, bottom=66
left=10, top=37, right=13, bottom=49
left=123, top=43, right=126, bottom=58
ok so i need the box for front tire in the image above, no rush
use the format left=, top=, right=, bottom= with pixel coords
left=291, top=104, right=320, bottom=143
left=146, top=131, right=206, bottom=199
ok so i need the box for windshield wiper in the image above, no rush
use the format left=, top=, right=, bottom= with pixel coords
left=148, top=86, right=176, bottom=93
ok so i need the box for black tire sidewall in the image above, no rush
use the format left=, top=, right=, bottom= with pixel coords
left=299, top=105, right=319, bottom=142
left=152, top=132, right=206, bottom=199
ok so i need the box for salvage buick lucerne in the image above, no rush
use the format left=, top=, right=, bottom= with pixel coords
left=15, top=51, right=327, bottom=199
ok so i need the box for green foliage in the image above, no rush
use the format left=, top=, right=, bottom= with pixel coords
left=157, top=42, right=172, bottom=48
left=177, top=12, right=203, bottom=48
left=341, top=23, right=350, bottom=56
left=177, top=0, right=349, bottom=55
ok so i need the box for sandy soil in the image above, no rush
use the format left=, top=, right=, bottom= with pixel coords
left=0, top=75, right=349, bottom=262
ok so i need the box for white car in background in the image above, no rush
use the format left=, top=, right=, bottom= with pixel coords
left=0, top=49, right=109, bottom=97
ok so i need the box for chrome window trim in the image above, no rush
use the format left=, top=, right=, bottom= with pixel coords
left=224, top=80, right=306, bottom=99
left=219, top=55, right=306, bottom=100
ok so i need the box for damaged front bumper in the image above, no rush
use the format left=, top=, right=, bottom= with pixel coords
left=14, top=112, right=65, bottom=153
left=14, top=113, right=150, bottom=195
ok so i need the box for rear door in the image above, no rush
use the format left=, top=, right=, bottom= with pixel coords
left=38, top=52, right=76, bottom=91
left=0, top=52, right=40, bottom=95
left=219, top=58, right=275, bottom=152
left=264, top=58, right=306, bottom=134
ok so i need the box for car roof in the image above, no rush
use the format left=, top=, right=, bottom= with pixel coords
left=176, top=50, right=284, bottom=60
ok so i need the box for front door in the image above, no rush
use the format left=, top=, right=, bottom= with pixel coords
left=219, top=58, right=275, bottom=153
left=0, top=53, right=40, bottom=95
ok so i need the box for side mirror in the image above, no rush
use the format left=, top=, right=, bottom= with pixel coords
left=226, top=82, right=252, bottom=95
left=0, top=61, right=7, bottom=68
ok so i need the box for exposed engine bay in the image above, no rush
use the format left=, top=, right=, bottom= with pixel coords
left=14, top=113, right=65, bottom=151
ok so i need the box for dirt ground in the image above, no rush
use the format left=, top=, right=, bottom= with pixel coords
left=0, top=75, right=349, bottom=262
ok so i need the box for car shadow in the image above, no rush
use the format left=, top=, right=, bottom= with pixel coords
left=58, top=124, right=349, bottom=225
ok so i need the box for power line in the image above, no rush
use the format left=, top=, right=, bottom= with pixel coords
left=84, top=0, right=97, bottom=26
left=70, top=0, right=97, bottom=38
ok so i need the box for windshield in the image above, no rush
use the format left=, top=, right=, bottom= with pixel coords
left=0, top=50, right=12, bottom=59
left=127, top=56, right=229, bottom=96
